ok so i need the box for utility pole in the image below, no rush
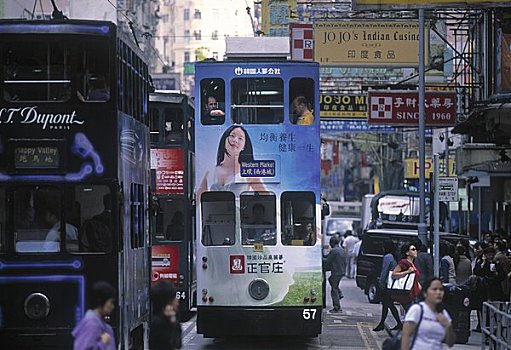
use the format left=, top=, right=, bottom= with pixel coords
left=418, top=8, right=427, bottom=247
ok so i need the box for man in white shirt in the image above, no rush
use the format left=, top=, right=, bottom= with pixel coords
left=44, top=208, right=78, bottom=252
left=342, top=230, right=359, bottom=279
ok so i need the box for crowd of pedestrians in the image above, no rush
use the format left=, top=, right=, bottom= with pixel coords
left=371, top=230, right=511, bottom=349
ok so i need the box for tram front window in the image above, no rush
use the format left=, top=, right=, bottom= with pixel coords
left=152, top=198, right=185, bottom=242
left=281, top=191, right=316, bottom=246
left=241, top=192, right=276, bottom=246
left=201, top=192, right=235, bottom=246
left=13, top=185, right=112, bottom=254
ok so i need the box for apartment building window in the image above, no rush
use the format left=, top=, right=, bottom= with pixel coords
left=184, top=8, right=189, bottom=20
left=194, top=30, right=201, bottom=41
left=212, top=52, right=218, bottom=60
left=212, top=30, right=218, bottom=40
left=194, top=9, right=201, bottom=19
left=184, top=51, right=190, bottom=63
left=185, top=30, right=190, bottom=42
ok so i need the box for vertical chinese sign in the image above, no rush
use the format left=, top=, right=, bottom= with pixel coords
left=150, top=148, right=185, bottom=194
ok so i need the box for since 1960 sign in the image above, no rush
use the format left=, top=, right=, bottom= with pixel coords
left=368, top=91, right=457, bottom=126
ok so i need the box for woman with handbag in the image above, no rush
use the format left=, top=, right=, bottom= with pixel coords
left=401, top=277, right=455, bottom=350
left=373, top=240, right=403, bottom=331
left=391, top=243, right=421, bottom=312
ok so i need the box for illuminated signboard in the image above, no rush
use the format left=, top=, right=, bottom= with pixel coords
left=9, top=139, right=65, bottom=173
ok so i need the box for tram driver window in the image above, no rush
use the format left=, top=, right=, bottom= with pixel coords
left=151, top=198, right=185, bottom=242
left=201, top=192, right=235, bottom=246
left=281, top=191, right=316, bottom=246
left=231, top=78, right=283, bottom=124
left=290, top=78, right=315, bottom=125
left=240, top=192, right=276, bottom=246
left=200, top=79, right=225, bottom=125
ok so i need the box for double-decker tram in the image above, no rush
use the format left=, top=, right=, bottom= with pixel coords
left=149, top=91, right=196, bottom=320
left=194, top=60, right=322, bottom=337
left=0, top=20, right=151, bottom=349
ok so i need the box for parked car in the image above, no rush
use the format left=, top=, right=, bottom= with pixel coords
left=356, top=228, right=470, bottom=303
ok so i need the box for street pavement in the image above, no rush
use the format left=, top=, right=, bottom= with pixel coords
left=180, top=277, right=484, bottom=349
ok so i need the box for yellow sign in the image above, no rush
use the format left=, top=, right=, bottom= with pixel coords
left=404, top=158, right=456, bottom=179
left=314, top=21, right=427, bottom=67
left=261, top=0, right=297, bottom=37
left=320, top=94, right=367, bottom=119
left=353, top=0, right=509, bottom=9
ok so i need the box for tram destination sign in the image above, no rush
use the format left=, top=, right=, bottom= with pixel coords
left=353, top=0, right=511, bottom=10
left=368, top=91, right=456, bottom=126
left=9, top=139, right=66, bottom=173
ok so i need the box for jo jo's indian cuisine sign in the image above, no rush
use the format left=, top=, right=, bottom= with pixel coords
left=314, top=21, right=426, bottom=67
left=353, top=0, right=511, bottom=10
left=320, top=94, right=367, bottom=119
left=368, top=91, right=457, bottom=126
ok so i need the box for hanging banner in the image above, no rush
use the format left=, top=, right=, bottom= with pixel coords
left=368, top=91, right=457, bottom=126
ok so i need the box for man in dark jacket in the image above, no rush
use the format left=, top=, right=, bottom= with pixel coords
left=414, top=241, right=433, bottom=286
left=323, top=236, right=346, bottom=313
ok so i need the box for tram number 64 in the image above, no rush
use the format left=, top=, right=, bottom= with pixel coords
left=302, top=308, right=317, bottom=320
left=176, top=291, right=186, bottom=300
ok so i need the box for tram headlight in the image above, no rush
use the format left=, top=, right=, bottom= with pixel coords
left=303, top=296, right=310, bottom=303
left=24, top=293, right=50, bottom=320
left=310, top=289, right=317, bottom=296
left=202, top=256, right=208, bottom=262
left=202, top=263, right=208, bottom=269
left=208, top=296, right=214, bottom=303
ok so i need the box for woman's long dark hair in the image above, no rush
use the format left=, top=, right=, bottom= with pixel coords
left=216, top=125, right=254, bottom=166
left=400, top=242, right=415, bottom=259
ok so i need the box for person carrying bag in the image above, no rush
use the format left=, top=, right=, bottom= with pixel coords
left=390, top=243, right=421, bottom=312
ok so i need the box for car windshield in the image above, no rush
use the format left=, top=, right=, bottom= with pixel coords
left=325, top=218, right=358, bottom=236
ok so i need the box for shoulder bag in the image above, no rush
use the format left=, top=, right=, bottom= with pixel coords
left=382, top=303, right=424, bottom=350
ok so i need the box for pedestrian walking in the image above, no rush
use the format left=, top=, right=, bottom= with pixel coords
left=401, top=277, right=455, bottom=350
left=342, top=230, right=358, bottom=279
left=373, top=240, right=402, bottom=332
left=323, top=235, right=346, bottom=313
left=150, top=281, right=182, bottom=350
left=72, top=281, right=116, bottom=350
left=391, top=243, right=421, bottom=312
left=414, top=241, right=433, bottom=286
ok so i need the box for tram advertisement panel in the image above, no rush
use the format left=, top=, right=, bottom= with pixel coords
left=195, top=62, right=321, bottom=308
left=151, top=245, right=179, bottom=283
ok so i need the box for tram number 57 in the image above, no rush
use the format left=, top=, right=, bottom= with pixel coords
left=302, top=308, right=317, bottom=320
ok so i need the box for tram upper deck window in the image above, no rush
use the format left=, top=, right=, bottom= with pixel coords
left=2, top=40, right=110, bottom=103
left=152, top=197, right=185, bottom=242
left=164, top=107, right=184, bottom=144
left=281, top=191, right=316, bottom=246
left=201, top=192, right=235, bottom=246
left=3, top=42, right=71, bottom=102
left=241, top=192, right=276, bottom=246
left=200, top=78, right=225, bottom=125
left=290, top=78, right=315, bottom=125
left=231, top=78, right=283, bottom=124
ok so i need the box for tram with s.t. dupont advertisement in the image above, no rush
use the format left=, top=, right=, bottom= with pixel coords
left=0, top=20, right=151, bottom=349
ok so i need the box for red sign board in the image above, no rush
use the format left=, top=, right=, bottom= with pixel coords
left=150, top=148, right=184, bottom=194
left=229, top=255, right=245, bottom=274
left=368, top=91, right=456, bottom=126
left=151, top=245, right=179, bottom=283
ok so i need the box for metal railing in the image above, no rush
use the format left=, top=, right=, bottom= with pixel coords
left=481, top=301, right=511, bottom=349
